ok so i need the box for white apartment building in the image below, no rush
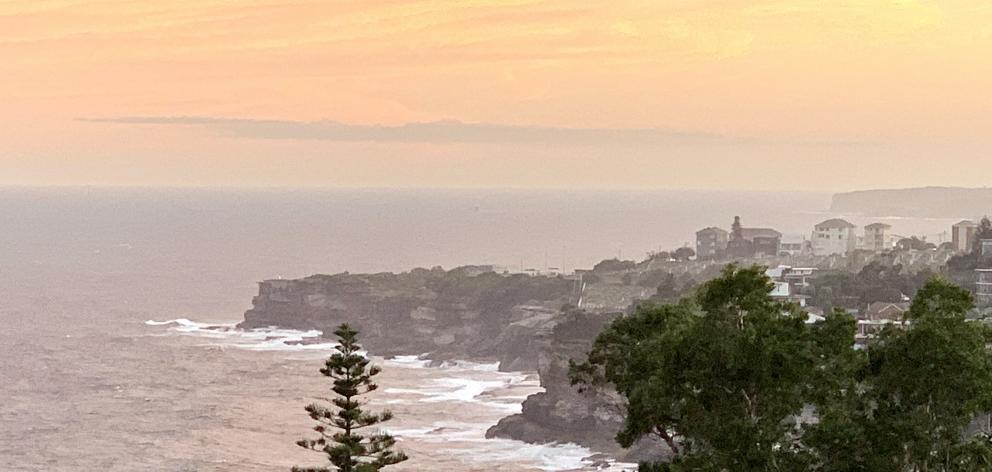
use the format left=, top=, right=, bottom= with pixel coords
left=812, top=218, right=857, bottom=256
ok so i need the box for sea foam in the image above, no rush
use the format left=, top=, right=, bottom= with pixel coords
left=388, top=421, right=636, bottom=471
left=144, top=319, right=336, bottom=351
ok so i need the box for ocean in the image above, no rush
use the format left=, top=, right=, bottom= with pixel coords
left=0, top=187, right=961, bottom=471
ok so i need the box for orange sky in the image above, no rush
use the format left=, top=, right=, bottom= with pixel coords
left=2, top=0, right=991, bottom=189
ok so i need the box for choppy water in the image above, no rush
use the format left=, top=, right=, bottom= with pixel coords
left=135, top=319, right=634, bottom=471
left=0, top=187, right=961, bottom=471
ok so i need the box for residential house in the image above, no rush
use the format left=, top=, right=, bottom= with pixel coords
left=765, top=265, right=816, bottom=307
left=725, top=216, right=782, bottom=258
left=779, top=241, right=805, bottom=256
left=978, top=239, right=992, bottom=308
left=783, top=267, right=817, bottom=289
left=803, top=306, right=825, bottom=322
left=782, top=239, right=813, bottom=257
left=743, top=228, right=783, bottom=257
left=812, top=218, right=857, bottom=256
left=863, top=223, right=893, bottom=252
left=770, top=281, right=799, bottom=304
left=858, top=301, right=910, bottom=338
left=953, top=220, right=979, bottom=253
left=765, top=265, right=789, bottom=279
left=695, top=227, right=729, bottom=259
left=863, top=301, right=910, bottom=322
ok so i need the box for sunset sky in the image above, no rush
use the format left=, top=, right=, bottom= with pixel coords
left=3, top=0, right=991, bottom=190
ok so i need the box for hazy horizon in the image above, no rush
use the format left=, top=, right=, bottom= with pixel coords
left=2, top=183, right=989, bottom=195
left=4, top=1, right=992, bottom=190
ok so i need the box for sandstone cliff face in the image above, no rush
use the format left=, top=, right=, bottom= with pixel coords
left=486, top=310, right=669, bottom=463
left=239, top=267, right=578, bottom=370
left=238, top=267, right=656, bottom=459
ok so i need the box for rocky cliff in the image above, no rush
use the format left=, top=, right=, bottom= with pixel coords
left=239, top=265, right=671, bottom=460
left=239, top=266, right=579, bottom=371
left=486, top=310, right=669, bottom=463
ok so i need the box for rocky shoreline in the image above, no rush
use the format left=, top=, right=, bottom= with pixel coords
left=238, top=266, right=579, bottom=371
left=236, top=265, right=654, bottom=460
left=485, top=309, right=669, bottom=463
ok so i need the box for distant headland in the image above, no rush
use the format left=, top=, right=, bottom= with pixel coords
left=831, top=187, right=992, bottom=218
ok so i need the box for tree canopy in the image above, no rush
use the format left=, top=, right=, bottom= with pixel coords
left=810, top=262, right=933, bottom=312
left=896, top=236, right=937, bottom=252
left=572, top=265, right=992, bottom=472
left=294, top=324, right=408, bottom=472
left=809, top=278, right=992, bottom=472
left=571, top=265, right=856, bottom=470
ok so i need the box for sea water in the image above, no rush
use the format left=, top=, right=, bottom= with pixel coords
left=1, top=187, right=958, bottom=471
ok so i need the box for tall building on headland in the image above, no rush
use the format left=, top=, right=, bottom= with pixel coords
left=953, top=220, right=979, bottom=253
left=812, top=218, right=857, bottom=256
left=726, top=216, right=782, bottom=258
left=863, top=222, right=893, bottom=252
left=695, top=217, right=781, bottom=259
left=977, top=239, right=992, bottom=308
left=695, top=227, right=729, bottom=259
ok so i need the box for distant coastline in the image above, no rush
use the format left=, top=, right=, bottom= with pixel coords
left=830, top=187, right=992, bottom=219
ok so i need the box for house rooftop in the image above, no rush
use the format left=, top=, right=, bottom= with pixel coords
left=954, top=220, right=978, bottom=227
left=816, top=218, right=856, bottom=229
left=741, top=228, right=782, bottom=239
left=696, top=226, right=728, bottom=235
left=864, top=301, right=911, bottom=317
left=865, top=222, right=892, bottom=230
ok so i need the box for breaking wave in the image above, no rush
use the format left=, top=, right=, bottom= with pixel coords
left=144, top=318, right=337, bottom=351
left=383, top=355, right=501, bottom=372
left=388, top=421, right=636, bottom=471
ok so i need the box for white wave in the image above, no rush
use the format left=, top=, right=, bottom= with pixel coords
left=383, top=374, right=533, bottom=408
left=144, top=319, right=179, bottom=326
left=464, top=439, right=636, bottom=471
left=382, top=357, right=512, bottom=375
left=383, top=355, right=433, bottom=369
left=475, top=399, right=526, bottom=415
left=382, top=379, right=500, bottom=404
left=144, top=318, right=220, bottom=328
left=387, top=421, right=487, bottom=441
left=423, top=378, right=508, bottom=403
left=144, top=319, right=336, bottom=351
left=388, top=421, right=635, bottom=471
left=435, top=359, right=501, bottom=372
left=461, top=440, right=592, bottom=471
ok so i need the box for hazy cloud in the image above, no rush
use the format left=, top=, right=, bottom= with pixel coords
left=79, top=116, right=872, bottom=148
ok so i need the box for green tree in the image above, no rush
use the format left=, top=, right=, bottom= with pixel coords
left=571, top=265, right=856, bottom=471
left=808, top=277, right=992, bottom=472
left=809, top=262, right=934, bottom=312
left=977, top=217, right=992, bottom=245
left=896, top=236, right=936, bottom=252
left=947, top=217, right=992, bottom=285
left=673, top=247, right=696, bottom=261
left=294, top=324, right=408, bottom=472
left=653, top=273, right=678, bottom=301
